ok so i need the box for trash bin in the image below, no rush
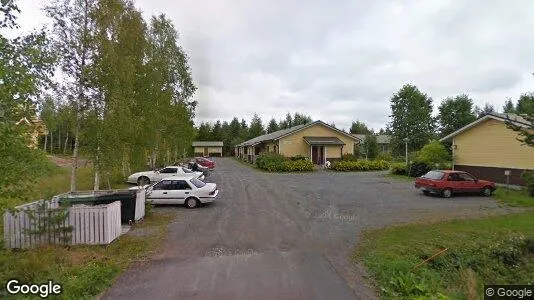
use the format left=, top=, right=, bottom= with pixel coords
left=59, top=191, right=138, bottom=224
left=95, top=191, right=137, bottom=224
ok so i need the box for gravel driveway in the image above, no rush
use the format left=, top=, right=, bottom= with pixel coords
left=102, top=158, right=516, bottom=300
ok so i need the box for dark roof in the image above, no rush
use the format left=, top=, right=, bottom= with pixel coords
left=235, top=120, right=359, bottom=147
left=303, top=136, right=345, bottom=145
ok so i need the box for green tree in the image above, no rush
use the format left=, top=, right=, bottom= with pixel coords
left=474, top=102, right=495, bottom=118
left=292, top=112, right=312, bottom=125
left=211, top=120, right=222, bottom=140
left=196, top=122, right=212, bottom=141
left=248, top=113, right=265, bottom=139
left=388, top=84, right=435, bottom=154
left=515, top=93, right=534, bottom=115
left=240, top=118, right=248, bottom=140
left=437, top=95, right=477, bottom=137
left=362, top=134, right=379, bottom=160
left=46, top=0, right=99, bottom=191
left=417, top=140, right=450, bottom=165
left=267, top=118, right=279, bottom=133
left=350, top=120, right=372, bottom=134
left=503, top=98, right=516, bottom=113
left=0, top=1, right=54, bottom=207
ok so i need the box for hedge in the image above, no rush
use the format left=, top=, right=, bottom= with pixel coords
left=256, top=153, right=314, bottom=172
left=330, top=160, right=390, bottom=172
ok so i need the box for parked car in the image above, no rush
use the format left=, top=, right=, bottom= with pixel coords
left=127, top=166, right=204, bottom=185
left=142, top=175, right=219, bottom=208
left=195, top=157, right=215, bottom=169
left=188, top=161, right=210, bottom=174
left=414, top=170, right=496, bottom=198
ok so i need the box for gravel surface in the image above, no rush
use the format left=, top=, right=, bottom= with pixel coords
left=102, top=158, right=518, bottom=300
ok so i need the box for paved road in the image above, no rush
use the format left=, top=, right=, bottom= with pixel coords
left=102, top=158, right=514, bottom=300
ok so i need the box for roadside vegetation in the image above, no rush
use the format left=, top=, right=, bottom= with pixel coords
left=354, top=211, right=534, bottom=299
left=330, top=160, right=390, bottom=172
left=255, top=153, right=314, bottom=172
left=0, top=159, right=173, bottom=298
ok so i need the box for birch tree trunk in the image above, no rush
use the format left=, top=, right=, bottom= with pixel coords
left=63, top=131, right=69, bottom=154
left=44, top=134, right=48, bottom=152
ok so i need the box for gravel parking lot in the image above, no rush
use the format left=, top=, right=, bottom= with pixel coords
left=103, top=158, right=516, bottom=300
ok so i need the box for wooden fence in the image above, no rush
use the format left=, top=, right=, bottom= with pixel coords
left=3, top=200, right=121, bottom=249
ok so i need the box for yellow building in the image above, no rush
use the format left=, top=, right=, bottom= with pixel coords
left=192, top=141, right=223, bottom=157
left=440, top=113, right=534, bottom=185
left=16, top=117, right=48, bottom=149
left=235, top=121, right=360, bottom=165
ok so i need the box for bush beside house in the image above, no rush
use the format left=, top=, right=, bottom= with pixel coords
left=331, top=160, right=390, bottom=172
left=255, top=153, right=314, bottom=172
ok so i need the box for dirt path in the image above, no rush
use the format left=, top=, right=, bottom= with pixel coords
left=102, top=158, right=518, bottom=300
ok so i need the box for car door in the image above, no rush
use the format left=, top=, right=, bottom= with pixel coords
left=148, top=180, right=173, bottom=204
left=164, top=180, right=193, bottom=204
left=446, top=173, right=462, bottom=192
left=458, top=173, right=479, bottom=193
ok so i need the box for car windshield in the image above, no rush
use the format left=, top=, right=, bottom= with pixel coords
left=422, top=171, right=444, bottom=180
left=182, top=167, right=193, bottom=173
left=190, top=178, right=206, bottom=188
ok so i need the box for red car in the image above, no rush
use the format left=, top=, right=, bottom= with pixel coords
left=195, top=157, right=215, bottom=169
left=414, top=170, right=496, bottom=198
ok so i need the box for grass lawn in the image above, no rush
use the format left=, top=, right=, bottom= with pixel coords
left=0, top=158, right=174, bottom=299
left=354, top=211, right=534, bottom=299
left=493, top=187, right=534, bottom=207
left=383, top=173, right=414, bottom=182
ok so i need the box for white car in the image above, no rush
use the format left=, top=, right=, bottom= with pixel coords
left=143, top=175, right=219, bottom=208
left=127, top=166, right=204, bottom=185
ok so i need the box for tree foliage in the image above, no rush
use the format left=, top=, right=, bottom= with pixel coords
left=350, top=120, right=372, bottom=134
left=416, top=140, right=450, bottom=165
left=474, top=102, right=495, bottom=118
left=388, top=84, right=435, bottom=154
left=437, top=94, right=477, bottom=137
left=362, top=134, right=379, bottom=160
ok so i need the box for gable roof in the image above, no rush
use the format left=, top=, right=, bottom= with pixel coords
left=440, top=113, right=531, bottom=141
left=192, top=141, right=224, bottom=147
left=235, top=120, right=359, bottom=147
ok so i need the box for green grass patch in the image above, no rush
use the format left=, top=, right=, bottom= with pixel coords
left=0, top=211, right=174, bottom=299
left=493, top=187, right=534, bottom=207
left=383, top=173, right=414, bottom=182
left=354, top=211, right=534, bottom=299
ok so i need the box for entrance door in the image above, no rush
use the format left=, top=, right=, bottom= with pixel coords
left=203, top=147, right=209, bottom=156
left=311, top=146, right=324, bottom=165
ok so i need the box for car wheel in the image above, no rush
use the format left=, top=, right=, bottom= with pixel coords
left=137, top=176, right=150, bottom=185
left=423, top=190, right=430, bottom=196
left=482, top=186, right=493, bottom=197
left=185, top=197, right=199, bottom=209
left=442, top=188, right=453, bottom=198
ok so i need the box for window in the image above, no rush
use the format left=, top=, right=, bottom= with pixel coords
left=173, top=180, right=192, bottom=190
left=153, top=180, right=172, bottom=190
left=160, top=167, right=177, bottom=174
left=422, top=171, right=444, bottom=180
left=458, top=173, right=475, bottom=181
left=448, top=173, right=460, bottom=181
left=190, top=178, right=206, bottom=188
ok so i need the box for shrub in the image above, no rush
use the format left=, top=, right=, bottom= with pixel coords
left=417, top=140, right=451, bottom=165
left=289, top=155, right=307, bottom=161
left=408, top=161, right=432, bottom=177
left=376, top=152, right=393, bottom=162
left=522, top=170, right=534, bottom=197
left=341, top=153, right=359, bottom=161
left=256, top=153, right=313, bottom=172
left=390, top=162, right=408, bottom=175
left=331, top=160, right=390, bottom=172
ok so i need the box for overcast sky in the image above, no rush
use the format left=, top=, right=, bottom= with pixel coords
left=12, top=0, right=534, bottom=131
